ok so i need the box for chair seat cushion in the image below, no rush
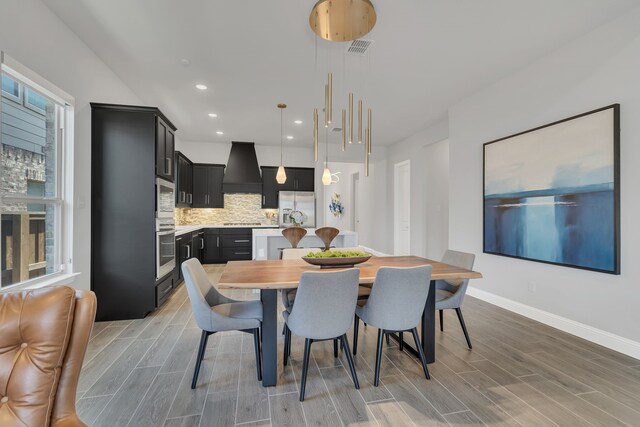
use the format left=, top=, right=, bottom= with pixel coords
left=435, top=289, right=460, bottom=310
left=211, top=300, right=262, bottom=331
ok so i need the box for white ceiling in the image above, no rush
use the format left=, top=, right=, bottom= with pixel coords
left=43, top=0, right=636, bottom=147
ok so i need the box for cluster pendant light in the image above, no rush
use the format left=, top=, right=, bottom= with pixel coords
left=310, top=0, right=375, bottom=184
left=276, top=103, right=287, bottom=184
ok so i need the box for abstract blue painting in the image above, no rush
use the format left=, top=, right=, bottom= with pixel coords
left=483, top=105, right=620, bottom=274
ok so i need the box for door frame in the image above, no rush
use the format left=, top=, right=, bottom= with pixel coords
left=394, top=160, right=411, bottom=255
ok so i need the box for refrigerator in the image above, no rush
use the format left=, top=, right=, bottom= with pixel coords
left=279, top=191, right=316, bottom=228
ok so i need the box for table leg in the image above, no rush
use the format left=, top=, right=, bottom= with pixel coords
left=422, top=279, right=436, bottom=363
left=260, top=289, right=277, bottom=387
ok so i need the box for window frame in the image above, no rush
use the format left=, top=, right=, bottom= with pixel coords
left=1, top=73, right=22, bottom=103
left=0, top=52, right=75, bottom=291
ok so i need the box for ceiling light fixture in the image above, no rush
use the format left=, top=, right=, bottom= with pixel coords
left=286, top=135, right=294, bottom=140
left=309, top=0, right=375, bottom=177
left=276, top=104, right=287, bottom=184
left=294, top=120, right=303, bottom=124
left=216, top=131, right=224, bottom=135
left=195, top=84, right=207, bottom=90
left=208, top=113, right=218, bottom=118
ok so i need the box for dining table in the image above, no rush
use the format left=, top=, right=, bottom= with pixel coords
left=217, top=255, right=483, bottom=387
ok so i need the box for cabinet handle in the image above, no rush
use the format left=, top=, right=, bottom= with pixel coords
left=235, top=252, right=250, bottom=255
left=234, top=239, right=250, bottom=243
left=263, top=195, right=265, bottom=206
left=201, top=239, right=204, bottom=249
left=217, top=236, right=220, bottom=247
left=186, top=245, right=191, bottom=258
left=180, top=191, right=186, bottom=203
left=165, top=157, right=171, bottom=175
left=188, top=193, right=192, bottom=204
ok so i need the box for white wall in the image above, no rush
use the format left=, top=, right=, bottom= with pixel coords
left=384, top=120, right=450, bottom=257
left=1, top=0, right=142, bottom=290
left=449, top=7, right=640, bottom=350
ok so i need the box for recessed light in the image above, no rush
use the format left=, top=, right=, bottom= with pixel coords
left=216, top=131, right=224, bottom=135
left=180, top=59, right=191, bottom=66
left=294, top=120, right=303, bottom=125
left=195, top=84, right=207, bottom=90
left=286, top=136, right=294, bottom=140
left=208, top=113, right=218, bottom=118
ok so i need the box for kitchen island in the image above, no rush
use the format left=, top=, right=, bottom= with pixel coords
left=252, top=228, right=358, bottom=260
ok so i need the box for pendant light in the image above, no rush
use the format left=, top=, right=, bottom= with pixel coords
left=322, top=127, right=332, bottom=185
left=276, top=103, right=287, bottom=184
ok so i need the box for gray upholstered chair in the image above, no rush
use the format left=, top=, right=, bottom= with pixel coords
left=283, top=269, right=360, bottom=401
left=353, top=266, right=433, bottom=386
left=436, top=250, right=476, bottom=349
left=182, top=258, right=263, bottom=389
left=280, top=248, right=371, bottom=314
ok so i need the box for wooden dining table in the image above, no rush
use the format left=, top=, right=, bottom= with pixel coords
left=218, top=255, right=482, bottom=387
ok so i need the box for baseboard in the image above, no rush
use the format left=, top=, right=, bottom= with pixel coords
left=466, top=286, right=640, bottom=360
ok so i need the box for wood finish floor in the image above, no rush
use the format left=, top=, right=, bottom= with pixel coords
left=77, top=265, right=640, bottom=426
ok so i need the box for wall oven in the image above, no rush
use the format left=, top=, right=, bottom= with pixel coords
left=156, top=219, right=175, bottom=279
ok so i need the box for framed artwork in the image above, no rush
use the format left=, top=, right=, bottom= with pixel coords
left=483, top=104, right=620, bottom=274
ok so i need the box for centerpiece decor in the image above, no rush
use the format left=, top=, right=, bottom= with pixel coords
left=302, top=250, right=372, bottom=268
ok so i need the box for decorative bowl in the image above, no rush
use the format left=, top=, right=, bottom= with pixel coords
left=302, top=255, right=371, bottom=269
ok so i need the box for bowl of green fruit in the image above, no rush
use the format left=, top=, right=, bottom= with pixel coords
left=302, top=250, right=372, bottom=268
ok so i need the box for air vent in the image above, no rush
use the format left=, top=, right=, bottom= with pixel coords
left=331, top=127, right=342, bottom=132
left=346, top=39, right=374, bottom=56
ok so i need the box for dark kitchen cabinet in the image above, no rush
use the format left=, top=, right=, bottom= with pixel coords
left=156, top=116, right=175, bottom=181
left=176, top=233, right=193, bottom=283
left=203, top=228, right=221, bottom=263
left=192, top=164, right=225, bottom=208
left=261, top=166, right=278, bottom=208
left=261, top=166, right=315, bottom=209
left=192, top=231, right=205, bottom=262
left=220, top=228, right=252, bottom=261
left=175, top=151, right=193, bottom=207
left=91, top=103, right=177, bottom=321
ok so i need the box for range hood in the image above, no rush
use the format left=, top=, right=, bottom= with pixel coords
left=222, top=141, right=263, bottom=193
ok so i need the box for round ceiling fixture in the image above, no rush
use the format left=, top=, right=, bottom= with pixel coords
left=309, top=0, right=377, bottom=42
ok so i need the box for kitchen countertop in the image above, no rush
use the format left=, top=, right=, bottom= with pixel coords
left=175, top=224, right=279, bottom=236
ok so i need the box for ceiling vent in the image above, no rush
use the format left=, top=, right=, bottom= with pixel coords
left=346, top=39, right=374, bottom=56
left=331, top=127, right=342, bottom=132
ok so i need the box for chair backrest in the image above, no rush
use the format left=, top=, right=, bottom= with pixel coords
left=282, top=227, right=307, bottom=248
left=287, top=269, right=359, bottom=340
left=182, top=258, right=226, bottom=330
left=360, top=266, right=433, bottom=331
left=0, top=286, right=96, bottom=427
left=282, top=247, right=321, bottom=259
left=441, top=250, right=475, bottom=287
left=315, top=227, right=339, bottom=250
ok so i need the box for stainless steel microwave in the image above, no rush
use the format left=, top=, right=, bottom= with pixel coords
left=156, top=177, right=175, bottom=218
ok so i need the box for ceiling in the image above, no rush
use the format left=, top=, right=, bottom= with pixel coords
left=43, top=0, right=636, bottom=147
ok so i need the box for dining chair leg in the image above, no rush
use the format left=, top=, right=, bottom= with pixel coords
left=283, top=324, right=290, bottom=366
left=410, top=327, right=431, bottom=380
left=439, top=310, right=444, bottom=332
left=455, top=307, right=472, bottom=349
left=353, top=314, right=360, bottom=355
left=374, top=329, right=385, bottom=387
left=340, top=334, right=360, bottom=389
left=192, top=330, right=211, bottom=389
left=385, top=333, right=390, bottom=346
left=300, top=338, right=313, bottom=401
left=253, top=328, right=262, bottom=381
left=399, top=332, right=404, bottom=351
left=334, top=338, right=339, bottom=358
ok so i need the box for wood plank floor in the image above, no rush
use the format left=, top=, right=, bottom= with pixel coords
left=77, top=265, right=640, bottom=426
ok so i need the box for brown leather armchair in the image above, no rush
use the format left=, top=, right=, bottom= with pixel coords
left=0, top=286, right=97, bottom=427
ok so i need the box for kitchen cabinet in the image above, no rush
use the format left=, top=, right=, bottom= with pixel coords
left=192, top=164, right=225, bottom=208
left=261, top=166, right=315, bottom=208
left=220, top=228, right=252, bottom=261
left=156, top=116, right=175, bottom=181
left=203, top=228, right=221, bottom=263
left=176, top=233, right=193, bottom=284
left=192, top=231, right=205, bottom=262
left=175, top=151, right=193, bottom=207
left=91, top=103, right=177, bottom=321
left=261, top=166, right=278, bottom=208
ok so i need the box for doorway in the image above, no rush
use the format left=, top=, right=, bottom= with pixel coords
left=394, top=160, right=411, bottom=255
left=351, top=172, right=360, bottom=233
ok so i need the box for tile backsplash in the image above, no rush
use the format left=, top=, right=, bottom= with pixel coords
left=176, top=193, right=278, bottom=225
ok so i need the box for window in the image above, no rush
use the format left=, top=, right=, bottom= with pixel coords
left=0, top=52, right=74, bottom=289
